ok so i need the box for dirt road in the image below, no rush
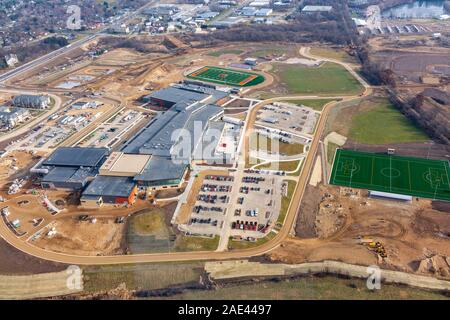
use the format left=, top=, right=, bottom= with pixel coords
left=0, top=270, right=83, bottom=299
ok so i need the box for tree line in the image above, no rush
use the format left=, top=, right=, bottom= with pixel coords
left=186, top=0, right=359, bottom=46
left=0, top=36, right=68, bottom=68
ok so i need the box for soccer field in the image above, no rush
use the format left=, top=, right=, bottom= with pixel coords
left=187, top=66, right=265, bottom=87
left=330, top=149, right=450, bottom=201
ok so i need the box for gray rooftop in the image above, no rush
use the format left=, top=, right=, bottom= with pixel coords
left=143, top=84, right=228, bottom=107
left=172, top=83, right=229, bottom=101
left=143, top=86, right=209, bottom=105
left=0, top=106, right=29, bottom=118
left=122, top=103, right=223, bottom=157
left=42, top=166, right=94, bottom=184
left=82, top=176, right=135, bottom=198
left=43, top=147, right=108, bottom=167
left=196, top=11, right=220, bottom=19
left=193, top=121, right=226, bottom=162
left=134, top=156, right=187, bottom=182
left=141, top=103, right=223, bottom=157
left=13, top=94, right=50, bottom=106
left=302, top=5, right=333, bottom=12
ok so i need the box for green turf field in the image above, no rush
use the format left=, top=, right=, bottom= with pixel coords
left=187, top=66, right=265, bottom=87
left=348, top=100, right=429, bottom=144
left=330, top=149, right=450, bottom=201
left=273, top=62, right=363, bottom=95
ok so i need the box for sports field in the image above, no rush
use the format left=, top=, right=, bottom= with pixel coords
left=187, top=66, right=265, bottom=87
left=273, top=62, right=363, bottom=95
left=330, top=149, right=450, bottom=201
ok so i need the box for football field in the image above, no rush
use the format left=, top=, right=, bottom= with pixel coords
left=187, top=66, right=265, bottom=87
left=330, top=149, right=450, bottom=201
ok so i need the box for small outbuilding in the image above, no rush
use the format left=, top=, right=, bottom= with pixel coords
left=369, top=191, right=412, bottom=202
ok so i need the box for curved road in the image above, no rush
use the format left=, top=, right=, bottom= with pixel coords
left=0, top=47, right=372, bottom=265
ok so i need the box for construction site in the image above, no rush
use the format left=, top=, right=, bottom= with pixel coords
left=0, top=36, right=295, bottom=256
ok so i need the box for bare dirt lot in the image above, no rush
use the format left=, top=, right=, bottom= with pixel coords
left=0, top=150, right=44, bottom=186
left=390, top=53, right=450, bottom=82
left=281, top=182, right=450, bottom=279
left=0, top=238, right=66, bottom=274
left=226, top=98, right=252, bottom=108
left=368, top=34, right=450, bottom=85
left=34, top=216, right=126, bottom=256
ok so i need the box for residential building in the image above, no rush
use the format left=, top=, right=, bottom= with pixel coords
left=0, top=106, right=30, bottom=129
left=13, top=94, right=51, bottom=109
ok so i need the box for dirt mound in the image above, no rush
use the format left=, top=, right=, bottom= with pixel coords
left=63, top=283, right=133, bottom=300
left=432, top=201, right=450, bottom=213
left=412, top=209, right=450, bottom=239
left=416, top=255, right=450, bottom=278
left=315, top=197, right=347, bottom=239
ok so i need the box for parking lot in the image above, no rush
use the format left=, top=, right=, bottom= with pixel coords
left=12, top=100, right=114, bottom=151
left=18, top=126, right=73, bottom=150
left=256, top=102, right=319, bottom=137
left=77, top=109, right=148, bottom=149
left=229, top=170, right=282, bottom=240
left=183, top=169, right=285, bottom=242
left=185, top=175, right=234, bottom=236
left=253, top=127, right=311, bottom=147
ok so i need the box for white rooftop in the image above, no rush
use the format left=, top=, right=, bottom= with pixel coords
left=302, top=5, right=333, bottom=12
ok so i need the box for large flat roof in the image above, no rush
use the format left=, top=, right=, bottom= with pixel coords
left=82, top=176, right=136, bottom=198
left=143, top=84, right=228, bottom=106
left=43, top=147, right=108, bottom=167
left=99, top=152, right=151, bottom=176
left=42, top=167, right=94, bottom=184
left=193, top=121, right=226, bottom=162
left=140, top=103, right=223, bottom=157
left=122, top=103, right=223, bottom=157
left=0, top=106, right=29, bottom=117
left=302, top=5, right=333, bottom=12
left=134, top=156, right=187, bottom=182
left=172, top=83, right=229, bottom=102
left=144, top=86, right=209, bottom=105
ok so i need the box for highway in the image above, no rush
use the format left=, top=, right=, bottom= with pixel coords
left=0, top=40, right=372, bottom=264
left=0, top=0, right=158, bottom=85
left=0, top=35, right=97, bottom=84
